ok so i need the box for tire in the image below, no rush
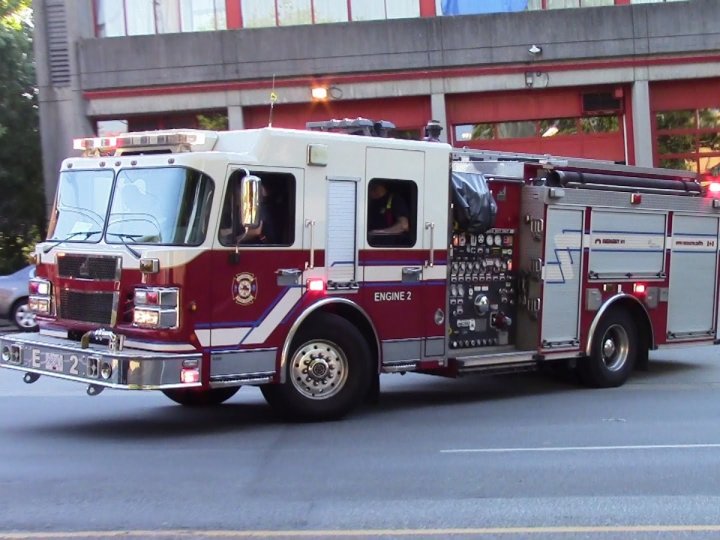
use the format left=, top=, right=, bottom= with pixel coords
left=162, top=386, right=240, bottom=407
left=261, top=313, right=373, bottom=422
left=579, top=309, right=637, bottom=388
left=12, top=298, right=38, bottom=332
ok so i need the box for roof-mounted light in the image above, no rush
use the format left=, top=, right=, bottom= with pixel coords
left=73, top=130, right=217, bottom=157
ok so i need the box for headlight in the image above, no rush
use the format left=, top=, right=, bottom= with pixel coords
left=29, top=279, right=52, bottom=296
left=133, top=307, right=178, bottom=329
left=29, top=296, right=51, bottom=315
left=133, top=308, right=160, bottom=327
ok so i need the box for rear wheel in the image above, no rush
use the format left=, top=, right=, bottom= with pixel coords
left=579, top=309, right=638, bottom=388
left=162, top=386, right=240, bottom=407
left=12, top=299, right=38, bottom=331
left=261, top=313, right=373, bottom=422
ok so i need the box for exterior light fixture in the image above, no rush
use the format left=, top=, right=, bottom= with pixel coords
left=311, top=86, right=329, bottom=101
left=528, top=44, right=542, bottom=55
left=542, top=125, right=559, bottom=138
left=311, top=85, right=342, bottom=101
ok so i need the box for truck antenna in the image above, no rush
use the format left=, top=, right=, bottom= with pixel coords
left=268, top=74, right=277, bottom=127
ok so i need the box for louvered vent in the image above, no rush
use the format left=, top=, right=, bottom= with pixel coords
left=46, top=2, right=71, bottom=86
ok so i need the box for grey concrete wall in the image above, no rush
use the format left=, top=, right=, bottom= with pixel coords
left=34, top=0, right=95, bottom=210
left=76, top=0, right=720, bottom=92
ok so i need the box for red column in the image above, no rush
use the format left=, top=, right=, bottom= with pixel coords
left=226, top=0, right=242, bottom=28
left=419, top=0, right=436, bottom=17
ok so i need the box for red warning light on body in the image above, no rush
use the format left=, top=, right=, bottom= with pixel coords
left=307, top=278, right=325, bottom=292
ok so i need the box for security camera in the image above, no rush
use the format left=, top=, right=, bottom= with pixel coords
left=528, top=44, right=542, bottom=55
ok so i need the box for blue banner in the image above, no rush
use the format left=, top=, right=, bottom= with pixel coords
left=441, top=0, right=529, bottom=15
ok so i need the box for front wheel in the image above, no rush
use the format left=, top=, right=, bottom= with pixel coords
left=261, top=313, right=373, bottom=422
left=162, top=386, right=240, bottom=407
left=579, top=309, right=638, bottom=388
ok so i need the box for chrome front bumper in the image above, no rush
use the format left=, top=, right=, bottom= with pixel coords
left=0, top=332, right=202, bottom=390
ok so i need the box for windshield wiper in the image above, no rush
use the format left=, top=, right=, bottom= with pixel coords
left=43, top=230, right=101, bottom=254
left=106, top=232, right=142, bottom=259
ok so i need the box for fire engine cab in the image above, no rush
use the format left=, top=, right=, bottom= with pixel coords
left=1, top=118, right=719, bottom=421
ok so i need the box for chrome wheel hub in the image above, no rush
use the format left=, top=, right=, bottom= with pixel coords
left=603, top=338, right=616, bottom=359
left=290, top=340, right=349, bottom=400
left=15, top=304, right=37, bottom=329
left=601, top=324, right=629, bottom=372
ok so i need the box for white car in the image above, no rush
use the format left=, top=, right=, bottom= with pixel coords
left=0, top=265, right=38, bottom=331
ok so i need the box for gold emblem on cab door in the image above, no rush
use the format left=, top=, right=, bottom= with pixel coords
left=232, top=272, right=257, bottom=305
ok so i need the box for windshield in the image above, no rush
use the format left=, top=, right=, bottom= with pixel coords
left=106, top=167, right=214, bottom=246
left=47, top=170, right=114, bottom=242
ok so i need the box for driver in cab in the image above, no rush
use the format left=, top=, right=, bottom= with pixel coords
left=367, top=181, right=410, bottom=246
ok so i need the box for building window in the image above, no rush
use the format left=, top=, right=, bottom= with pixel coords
left=367, top=179, right=417, bottom=248
left=454, top=115, right=619, bottom=142
left=95, top=0, right=126, bottom=37
left=314, top=0, right=350, bottom=23
left=95, top=0, right=226, bottom=37
left=655, top=108, right=720, bottom=175
left=241, top=0, right=418, bottom=28
left=96, top=111, right=228, bottom=136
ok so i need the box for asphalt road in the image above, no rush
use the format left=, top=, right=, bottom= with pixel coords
left=1, top=343, right=720, bottom=539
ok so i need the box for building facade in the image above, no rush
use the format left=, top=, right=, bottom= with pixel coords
left=34, top=0, right=720, bottom=205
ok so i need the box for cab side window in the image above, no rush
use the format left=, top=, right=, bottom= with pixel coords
left=219, top=170, right=295, bottom=246
left=367, top=179, right=417, bottom=247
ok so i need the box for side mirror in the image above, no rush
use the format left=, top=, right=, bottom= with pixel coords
left=240, top=174, right=261, bottom=229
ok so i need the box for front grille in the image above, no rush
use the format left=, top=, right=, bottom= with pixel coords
left=58, top=290, right=116, bottom=325
left=57, top=255, right=120, bottom=280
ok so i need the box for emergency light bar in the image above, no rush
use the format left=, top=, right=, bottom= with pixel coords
left=306, top=117, right=395, bottom=137
left=73, top=129, right=217, bottom=157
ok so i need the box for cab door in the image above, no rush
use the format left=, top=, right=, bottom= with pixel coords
left=361, top=148, right=426, bottom=367
left=205, top=166, right=305, bottom=384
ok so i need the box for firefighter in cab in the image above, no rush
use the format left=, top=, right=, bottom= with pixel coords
left=423, top=119, right=443, bottom=142
left=367, top=180, right=410, bottom=246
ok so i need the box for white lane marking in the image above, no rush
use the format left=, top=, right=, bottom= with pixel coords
left=441, top=443, right=720, bottom=454
left=5, top=525, right=720, bottom=538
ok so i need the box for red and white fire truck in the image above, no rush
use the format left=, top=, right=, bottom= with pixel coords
left=2, top=118, right=719, bottom=421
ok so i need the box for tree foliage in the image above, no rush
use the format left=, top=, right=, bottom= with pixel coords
left=0, top=0, right=43, bottom=274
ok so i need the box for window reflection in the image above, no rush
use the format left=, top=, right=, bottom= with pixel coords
left=497, top=121, right=535, bottom=139
left=581, top=116, right=619, bottom=133
left=656, top=107, right=720, bottom=175
left=95, top=0, right=226, bottom=37
left=540, top=118, right=577, bottom=137
left=699, top=108, right=720, bottom=129
left=453, top=115, right=618, bottom=143
left=658, top=134, right=695, bottom=154
left=656, top=110, right=695, bottom=130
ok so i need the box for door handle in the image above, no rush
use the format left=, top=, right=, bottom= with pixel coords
left=305, top=219, right=316, bottom=269
left=425, top=222, right=435, bottom=267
